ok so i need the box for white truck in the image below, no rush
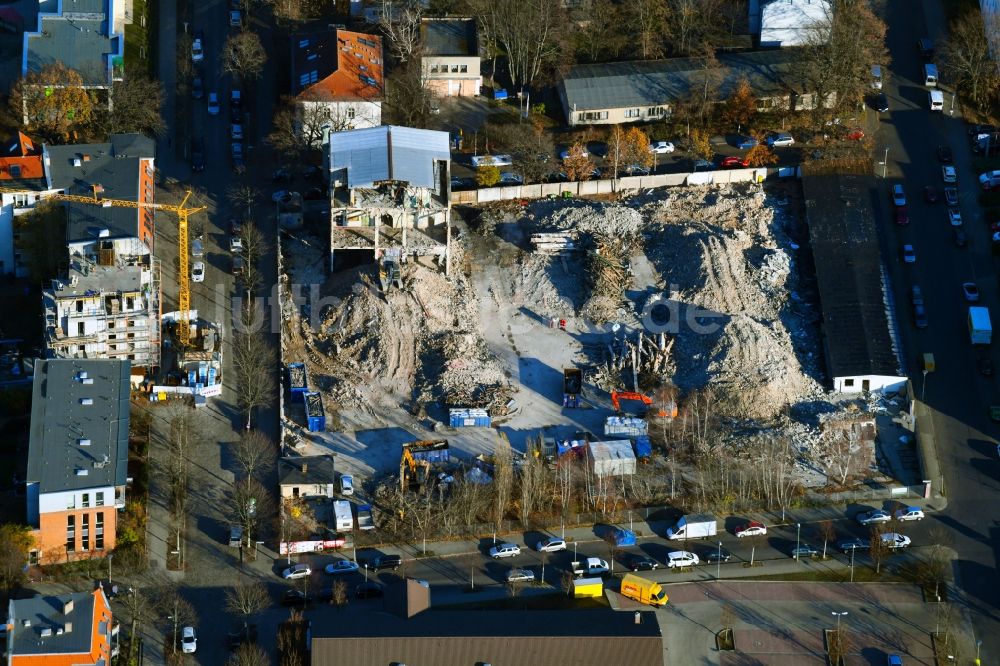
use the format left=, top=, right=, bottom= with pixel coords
left=333, top=500, right=353, bottom=532
left=969, top=306, right=992, bottom=345
left=666, top=513, right=718, bottom=540
left=571, top=557, right=610, bottom=578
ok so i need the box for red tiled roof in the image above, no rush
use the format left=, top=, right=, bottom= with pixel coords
left=299, top=30, right=384, bottom=102
left=0, top=132, right=44, bottom=181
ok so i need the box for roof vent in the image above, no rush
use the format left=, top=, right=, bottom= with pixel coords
left=77, top=371, right=88, bottom=380
left=75, top=469, right=89, bottom=476
left=64, top=622, right=72, bottom=633
left=78, top=439, right=91, bottom=446
left=21, top=619, right=30, bottom=627
left=82, top=378, right=94, bottom=385
left=55, top=627, right=64, bottom=635
left=72, top=157, right=82, bottom=167
left=40, top=627, right=52, bottom=637
left=80, top=398, right=94, bottom=405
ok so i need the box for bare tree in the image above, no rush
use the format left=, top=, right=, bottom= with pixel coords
left=487, top=121, right=555, bottom=185
left=817, top=520, right=836, bottom=559
left=231, top=477, right=275, bottom=556
left=571, top=0, right=626, bottom=63
left=232, top=296, right=276, bottom=430
left=225, top=581, right=269, bottom=632
left=92, top=68, right=166, bottom=137
left=383, top=59, right=436, bottom=128
left=940, top=10, right=1000, bottom=115
left=517, top=443, right=548, bottom=526
left=665, top=0, right=728, bottom=56
left=827, top=624, right=851, bottom=666
left=268, top=98, right=359, bottom=162
left=625, top=0, right=668, bottom=60
left=117, top=585, right=154, bottom=664
left=492, top=435, right=514, bottom=532
left=379, top=0, right=423, bottom=63
left=155, top=586, right=197, bottom=656
left=239, top=221, right=270, bottom=294
left=868, top=526, right=889, bottom=574
left=231, top=430, right=275, bottom=479
left=223, top=33, right=268, bottom=81
left=227, top=184, right=261, bottom=221
left=277, top=610, right=307, bottom=666
left=228, top=643, right=269, bottom=666
left=471, top=0, right=568, bottom=90
left=331, top=579, right=349, bottom=610
left=0, top=525, right=32, bottom=593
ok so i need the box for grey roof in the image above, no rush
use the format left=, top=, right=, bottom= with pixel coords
left=801, top=166, right=899, bottom=380
left=278, top=455, right=335, bottom=486
left=8, top=590, right=104, bottom=657
left=27, top=359, right=130, bottom=494
left=49, top=260, right=144, bottom=299
left=421, top=19, right=478, bottom=56
left=561, top=49, right=806, bottom=112
left=25, top=6, right=122, bottom=87
left=311, top=609, right=662, bottom=666
left=330, top=125, right=450, bottom=189
left=45, top=135, right=154, bottom=243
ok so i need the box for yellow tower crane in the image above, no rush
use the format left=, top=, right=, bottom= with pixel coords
left=42, top=189, right=207, bottom=344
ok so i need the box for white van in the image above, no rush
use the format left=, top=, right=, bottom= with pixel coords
left=871, top=65, right=883, bottom=90
left=980, top=170, right=1000, bottom=190
left=924, top=63, right=938, bottom=87
left=929, top=90, right=944, bottom=112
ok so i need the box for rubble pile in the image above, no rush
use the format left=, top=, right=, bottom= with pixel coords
left=582, top=231, right=641, bottom=323
left=436, top=332, right=513, bottom=408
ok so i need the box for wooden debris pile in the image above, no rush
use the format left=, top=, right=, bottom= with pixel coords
left=591, top=330, right=675, bottom=392
left=581, top=231, right=642, bottom=322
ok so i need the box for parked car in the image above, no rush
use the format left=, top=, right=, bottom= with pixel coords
left=558, top=147, right=586, bottom=160
left=231, top=123, right=243, bottom=140
left=913, top=303, right=928, bottom=329
left=499, top=172, right=524, bottom=184
left=505, top=568, right=535, bottom=583
left=354, top=582, right=384, bottom=599
left=891, top=183, right=906, bottom=206
left=910, top=285, right=924, bottom=306
left=229, top=9, right=242, bottom=26
left=450, top=177, right=475, bottom=190
left=894, top=506, right=925, bottom=521
left=968, top=123, right=998, bottom=137
left=191, top=71, right=204, bottom=100
left=895, top=206, right=909, bottom=225
left=535, top=538, right=566, bottom=553
left=735, top=520, right=767, bottom=538
left=948, top=209, right=963, bottom=226
left=181, top=627, right=197, bottom=654
left=979, top=351, right=994, bottom=377
left=282, top=564, right=311, bottom=580
left=232, top=254, right=245, bottom=276
left=937, top=145, right=953, bottom=162
left=272, top=168, right=293, bottom=183
left=702, top=547, right=732, bottom=564
left=666, top=551, right=700, bottom=568
left=873, top=93, right=889, bottom=112
left=942, top=165, right=957, bottom=183
left=791, top=545, right=820, bottom=559
left=230, top=237, right=244, bottom=253
left=881, top=533, right=911, bottom=549
left=720, top=156, right=749, bottom=168
left=340, top=474, right=354, bottom=496
left=692, top=159, right=714, bottom=172
left=368, top=554, right=402, bottom=571
left=191, top=238, right=204, bottom=258
left=191, top=262, right=205, bottom=283
left=766, top=132, right=794, bottom=147
left=961, top=282, right=980, bottom=302
left=324, top=559, right=359, bottom=575
left=923, top=186, right=938, bottom=203
left=856, top=509, right=890, bottom=525
left=231, top=142, right=244, bottom=170
left=917, top=37, right=934, bottom=59
left=733, top=135, right=758, bottom=149
left=192, top=31, right=204, bottom=62
left=838, top=538, right=869, bottom=553
left=888, top=655, right=904, bottom=666
left=191, top=137, right=205, bottom=172
left=944, top=187, right=958, bottom=206
left=902, top=244, right=916, bottom=263
left=281, top=589, right=311, bottom=607
left=649, top=140, right=675, bottom=154
left=207, top=92, right=220, bottom=115
left=231, top=89, right=242, bottom=114
left=489, top=543, right=521, bottom=559
left=625, top=554, right=659, bottom=572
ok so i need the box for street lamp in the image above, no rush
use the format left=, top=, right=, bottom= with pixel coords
left=795, top=523, right=801, bottom=560
left=717, top=541, right=723, bottom=580
left=882, top=147, right=889, bottom=178
left=832, top=611, right=848, bottom=633
left=849, top=546, right=855, bottom=582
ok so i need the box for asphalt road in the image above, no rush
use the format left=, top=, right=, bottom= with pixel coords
left=878, top=0, right=1000, bottom=659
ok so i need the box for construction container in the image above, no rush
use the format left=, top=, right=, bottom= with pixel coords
left=303, top=391, right=325, bottom=432
left=288, top=363, right=308, bottom=394
left=448, top=408, right=491, bottom=428
left=405, top=440, right=450, bottom=464
left=633, top=436, right=652, bottom=459
left=604, top=416, right=648, bottom=437
left=563, top=368, right=582, bottom=408
left=587, top=440, right=637, bottom=477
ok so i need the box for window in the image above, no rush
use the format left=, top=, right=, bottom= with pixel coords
left=77, top=322, right=85, bottom=335
left=76, top=300, right=84, bottom=313
left=28, top=550, right=38, bottom=565
left=108, top=334, right=116, bottom=340
left=13, top=193, right=28, bottom=207
left=624, top=108, right=640, bottom=118
left=451, top=64, right=459, bottom=73
left=82, top=493, right=90, bottom=508
left=77, top=345, right=85, bottom=352
left=108, top=320, right=115, bottom=329
left=67, top=495, right=76, bottom=510
left=460, top=64, right=468, bottom=73
left=66, top=515, right=75, bottom=552
left=81, top=514, right=89, bottom=551
left=292, top=487, right=300, bottom=498
left=648, top=106, right=667, bottom=117
left=96, top=492, right=105, bottom=507
left=430, top=64, right=439, bottom=73
left=95, top=513, right=104, bottom=550
left=126, top=296, right=134, bottom=309
left=579, top=111, right=609, bottom=121
left=844, top=379, right=855, bottom=387
left=346, top=108, right=355, bottom=120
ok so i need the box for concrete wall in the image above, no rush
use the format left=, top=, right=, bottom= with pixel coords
left=450, top=167, right=780, bottom=205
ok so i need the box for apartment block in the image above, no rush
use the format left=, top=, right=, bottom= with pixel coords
left=420, top=18, right=481, bottom=97
left=26, top=359, right=129, bottom=565
left=328, top=125, right=452, bottom=275
left=43, top=254, right=160, bottom=369
left=0, top=132, right=57, bottom=277
left=6, top=589, right=118, bottom=665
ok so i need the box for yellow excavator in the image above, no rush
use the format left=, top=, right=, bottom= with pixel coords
left=400, top=447, right=430, bottom=491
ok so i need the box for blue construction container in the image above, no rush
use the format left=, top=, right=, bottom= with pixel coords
left=302, top=391, right=325, bottom=432
left=611, top=527, right=637, bottom=547
left=493, top=88, right=508, bottom=100
left=449, top=408, right=491, bottom=428
left=288, top=363, right=308, bottom=394
left=633, top=436, right=652, bottom=459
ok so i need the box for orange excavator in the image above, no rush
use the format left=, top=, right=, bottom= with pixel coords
left=611, top=390, right=677, bottom=419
